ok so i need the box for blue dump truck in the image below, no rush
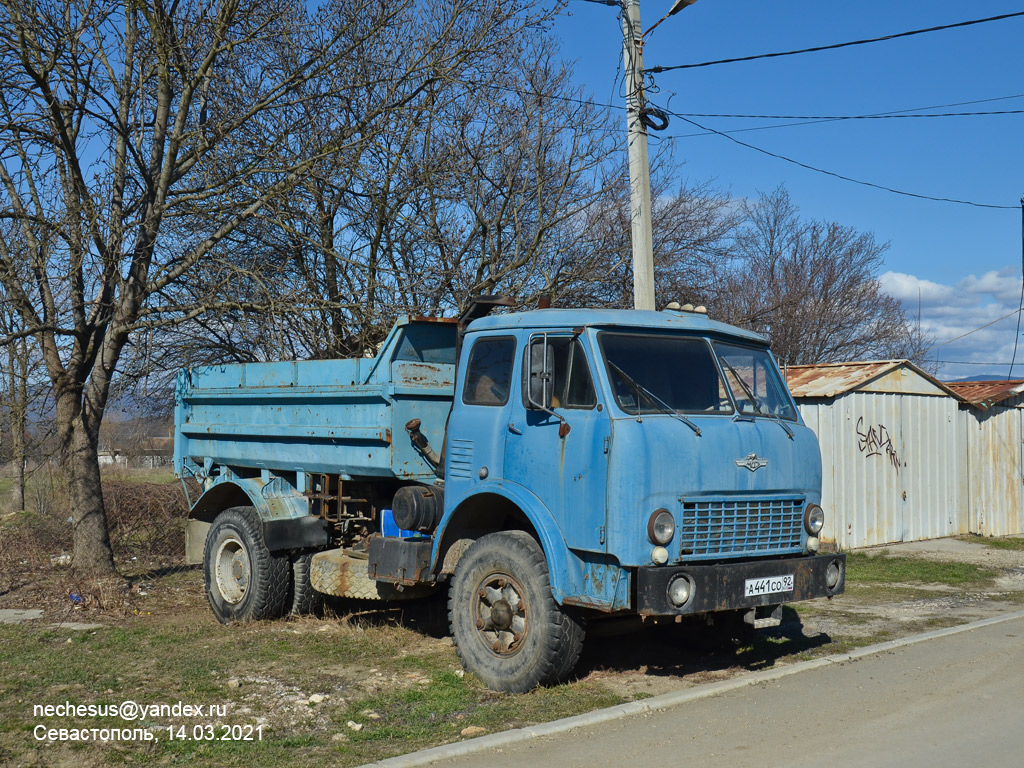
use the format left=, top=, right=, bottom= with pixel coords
left=174, top=297, right=845, bottom=692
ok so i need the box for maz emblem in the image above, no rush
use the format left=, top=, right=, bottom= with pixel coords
left=736, top=453, right=768, bottom=472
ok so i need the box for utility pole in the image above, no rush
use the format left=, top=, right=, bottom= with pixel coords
left=621, top=0, right=699, bottom=310
left=621, top=0, right=655, bottom=311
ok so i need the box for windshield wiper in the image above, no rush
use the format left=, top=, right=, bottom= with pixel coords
left=720, top=360, right=794, bottom=440
left=607, top=362, right=701, bottom=437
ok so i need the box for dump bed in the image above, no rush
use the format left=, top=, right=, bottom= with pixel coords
left=174, top=318, right=457, bottom=482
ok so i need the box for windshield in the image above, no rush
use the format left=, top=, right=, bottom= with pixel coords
left=599, top=333, right=732, bottom=414
left=713, top=342, right=798, bottom=421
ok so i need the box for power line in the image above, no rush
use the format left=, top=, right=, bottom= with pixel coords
left=667, top=107, right=1024, bottom=139
left=933, top=360, right=1024, bottom=368
left=676, top=108, right=1024, bottom=120
left=462, top=80, right=1020, bottom=210
left=678, top=92, right=1024, bottom=119
left=930, top=308, right=1024, bottom=349
left=661, top=109, right=1019, bottom=210
left=648, top=93, right=1024, bottom=138
left=478, top=80, right=1024, bottom=133
left=648, top=11, right=1024, bottom=73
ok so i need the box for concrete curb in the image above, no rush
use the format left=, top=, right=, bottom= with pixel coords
left=362, top=609, right=1024, bottom=767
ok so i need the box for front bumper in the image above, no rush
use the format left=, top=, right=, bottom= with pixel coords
left=636, top=553, right=845, bottom=616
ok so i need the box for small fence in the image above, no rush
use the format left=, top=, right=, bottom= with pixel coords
left=0, top=472, right=197, bottom=593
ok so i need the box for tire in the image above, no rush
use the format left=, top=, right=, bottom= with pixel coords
left=288, top=551, right=322, bottom=616
left=203, top=506, right=290, bottom=623
left=448, top=531, right=585, bottom=693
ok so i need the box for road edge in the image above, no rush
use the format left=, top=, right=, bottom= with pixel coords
left=363, top=609, right=1024, bottom=767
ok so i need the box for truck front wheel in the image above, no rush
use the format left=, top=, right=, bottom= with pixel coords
left=203, top=506, right=290, bottom=623
left=449, top=531, right=584, bottom=692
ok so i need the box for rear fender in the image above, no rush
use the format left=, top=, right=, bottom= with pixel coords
left=185, top=476, right=328, bottom=563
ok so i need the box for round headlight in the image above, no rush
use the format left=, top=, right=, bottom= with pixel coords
left=826, top=559, right=844, bottom=590
left=804, top=503, right=825, bottom=535
left=651, top=546, right=669, bottom=565
left=648, top=509, right=676, bottom=545
left=668, top=576, right=693, bottom=607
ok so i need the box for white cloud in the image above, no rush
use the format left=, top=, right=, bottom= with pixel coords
left=879, top=268, right=1024, bottom=379
left=879, top=271, right=955, bottom=305
left=959, top=267, right=1023, bottom=305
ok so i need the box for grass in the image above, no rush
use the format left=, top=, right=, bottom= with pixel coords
left=959, top=534, right=1024, bottom=552
left=845, top=552, right=996, bottom=587
left=103, top=467, right=177, bottom=485
left=0, top=466, right=177, bottom=517
left=0, top=613, right=622, bottom=767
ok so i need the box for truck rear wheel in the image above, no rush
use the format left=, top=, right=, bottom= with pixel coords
left=449, top=531, right=584, bottom=692
left=288, top=552, right=322, bottom=616
left=204, top=506, right=289, bottom=623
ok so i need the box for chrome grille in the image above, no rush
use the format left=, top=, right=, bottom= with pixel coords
left=680, top=497, right=804, bottom=559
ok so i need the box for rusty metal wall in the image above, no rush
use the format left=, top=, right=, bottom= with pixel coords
left=797, top=392, right=965, bottom=550
left=963, top=402, right=1024, bottom=537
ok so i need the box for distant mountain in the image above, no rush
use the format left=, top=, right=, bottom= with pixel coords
left=945, top=374, right=1015, bottom=383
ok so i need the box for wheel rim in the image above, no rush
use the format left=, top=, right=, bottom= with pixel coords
left=472, top=571, right=528, bottom=656
left=214, top=536, right=249, bottom=604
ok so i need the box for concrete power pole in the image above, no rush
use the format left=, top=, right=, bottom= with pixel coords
left=621, top=0, right=698, bottom=310
left=621, top=0, right=655, bottom=311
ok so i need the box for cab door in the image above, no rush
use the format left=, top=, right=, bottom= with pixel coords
left=503, top=333, right=610, bottom=553
left=444, top=335, right=517, bottom=496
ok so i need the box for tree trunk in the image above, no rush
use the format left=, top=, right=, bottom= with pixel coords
left=56, top=390, right=117, bottom=576
left=68, top=424, right=116, bottom=575
left=12, top=456, right=24, bottom=513
left=11, top=339, right=27, bottom=513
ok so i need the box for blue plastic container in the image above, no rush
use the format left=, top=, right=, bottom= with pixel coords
left=380, top=509, right=419, bottom=538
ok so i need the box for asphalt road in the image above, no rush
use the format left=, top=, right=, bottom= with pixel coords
left=424, top=615, right=1024, bottom=768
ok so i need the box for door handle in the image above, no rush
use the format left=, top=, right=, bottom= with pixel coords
left=507, top=422, right=523, bottom=435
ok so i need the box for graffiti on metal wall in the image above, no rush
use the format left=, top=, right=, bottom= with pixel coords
left=855, top=417, right=901, bottom=473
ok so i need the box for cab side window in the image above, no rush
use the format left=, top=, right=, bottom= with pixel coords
left=525, top=336, right=597, bottom=409
left=463, top=337, right=516, bottom=406
left=554, top=338, right=596, bottom=409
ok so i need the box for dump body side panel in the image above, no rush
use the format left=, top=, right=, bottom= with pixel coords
left=174, top=320, right=456, bottom=483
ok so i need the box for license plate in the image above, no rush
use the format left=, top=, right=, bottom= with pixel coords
left=744, top=574, right=794, bottom=597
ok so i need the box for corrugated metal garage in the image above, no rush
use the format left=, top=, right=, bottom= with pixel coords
left=946, top=380, right=1024, bottom=537
left=786, top=361, right=967, bottom=550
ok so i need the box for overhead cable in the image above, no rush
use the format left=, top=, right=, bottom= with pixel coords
left=663, top=109, right=1019, bottom=210
left=930, top=308, right=1024, bottom=349
left=648, top=11, right=1024, bottom=73
left=677, top=108, right=1024, bottom=120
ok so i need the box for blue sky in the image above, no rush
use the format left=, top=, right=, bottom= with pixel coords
left=552, top=0, right=1023, bottom=379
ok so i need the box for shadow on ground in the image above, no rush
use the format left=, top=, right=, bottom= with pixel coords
left=576, top=606, right=833, bottom=680
left=313, top=596, right=833, bottom=684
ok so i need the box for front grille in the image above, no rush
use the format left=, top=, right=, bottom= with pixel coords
left=679, top=497, right=804, bottom=559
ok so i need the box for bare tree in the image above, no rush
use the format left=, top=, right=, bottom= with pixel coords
left=721, top=186, right=931, bottom=366
left=0, top=286, right=32, bottom=512
left=154, top=21, right=619, bottom=364
left=0, top=0, right=519, bottom=575
left=556, top=146, right=740, bottom=311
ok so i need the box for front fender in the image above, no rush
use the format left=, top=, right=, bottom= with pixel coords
left=434, top=481, right=629, bottom=610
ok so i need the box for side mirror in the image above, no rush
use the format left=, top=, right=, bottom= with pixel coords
left=525, top=337, right=554, bottom=410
